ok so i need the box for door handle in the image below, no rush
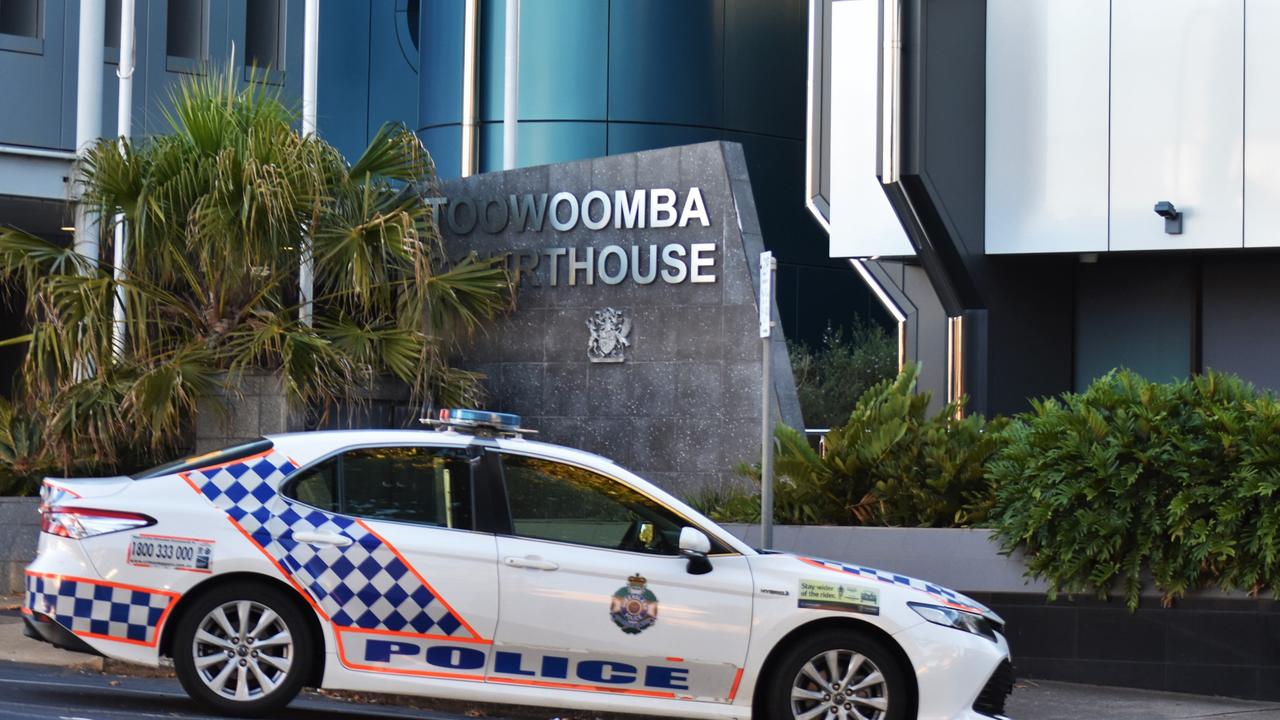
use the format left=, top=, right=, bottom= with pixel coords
left=504, top=556, right=559, bottom=571
left=293, top=531, right=353, bottom=547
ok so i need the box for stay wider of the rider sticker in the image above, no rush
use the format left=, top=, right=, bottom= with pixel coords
left=798, top=579, right=879, bottom=616
left=128, top=534, right=214, bottom=573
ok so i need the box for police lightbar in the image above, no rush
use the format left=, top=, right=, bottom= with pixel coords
left=427, top=408, right=534, bottom=436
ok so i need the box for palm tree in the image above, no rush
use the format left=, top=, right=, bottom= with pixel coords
left=0, top=67, right=510, bottom=479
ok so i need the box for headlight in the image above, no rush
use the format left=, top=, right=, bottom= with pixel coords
left=908, top=602, right=1000, bottom=643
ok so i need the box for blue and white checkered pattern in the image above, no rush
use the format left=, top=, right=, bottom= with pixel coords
left=25, top=574, right=173, bottom=644
left=800, top=557, right=993, bottom=615
left=189, top=453, right=471, bottom=638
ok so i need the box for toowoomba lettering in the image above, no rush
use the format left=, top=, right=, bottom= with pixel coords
left=435, top=187, right=720, bottom=287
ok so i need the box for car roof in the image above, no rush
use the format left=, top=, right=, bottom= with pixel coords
left=264, top=428, right=615, bottom=467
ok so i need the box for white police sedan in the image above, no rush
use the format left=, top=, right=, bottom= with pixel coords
left=24, top=409, right=1013, bottom=719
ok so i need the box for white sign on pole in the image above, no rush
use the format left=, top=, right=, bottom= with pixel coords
left=759, top=251, right=774, bottom=338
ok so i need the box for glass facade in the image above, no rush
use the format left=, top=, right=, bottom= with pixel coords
left=417, top=0, right=881, bottom=344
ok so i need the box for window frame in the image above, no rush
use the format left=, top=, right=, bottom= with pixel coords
left=281, top=442, right=492, bottom=535
left=0, top=0, right=44, bottom=55
left=490, top=449, right=738, bottom=558
left=165, top=0, right=209, bottom=74
left=242, top=0, right=286, bottom=84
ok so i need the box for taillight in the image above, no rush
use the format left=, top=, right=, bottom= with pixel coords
left=40, top=507, right=154, bottom=539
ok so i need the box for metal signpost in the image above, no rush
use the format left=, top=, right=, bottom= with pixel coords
left=759, top=251, right=776, bottom=549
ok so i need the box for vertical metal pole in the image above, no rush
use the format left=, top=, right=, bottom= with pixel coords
left=460, top=0, right=479, bottom=176
left=759, top=251, right=777, bottom=549
left=300, top=0, right=319, bottom=326
left=111, top=0, right=136, bottom=358
left=302, top=0, right=319, bottom=137
left=502, top=0, right=520, bottom=170
left=74, top=0, right=107, bottom=269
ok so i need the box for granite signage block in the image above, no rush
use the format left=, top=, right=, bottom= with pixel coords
left=437, top=141, right=802, bottom=495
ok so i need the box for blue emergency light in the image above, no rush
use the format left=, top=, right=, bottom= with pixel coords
left=434, top=408, right=526, bottom=434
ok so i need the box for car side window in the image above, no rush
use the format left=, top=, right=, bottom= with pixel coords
left=288, top=458, right=339, bottom=512
left=500, top=454, right=685, bottom=555
left=284, top=446, right=474, bottom=530
left=343, top=447, right=474, bottom=529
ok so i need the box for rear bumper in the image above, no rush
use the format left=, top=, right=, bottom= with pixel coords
left=22, top=611, right=104, bottom=657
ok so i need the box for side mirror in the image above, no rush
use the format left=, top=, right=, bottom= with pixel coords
left=678, top=527, right=713, bottom=575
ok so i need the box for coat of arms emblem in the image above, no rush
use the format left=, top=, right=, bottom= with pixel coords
left=586, top=307, right=631, bottom=363
left=609, top=574, right=658, bottom=634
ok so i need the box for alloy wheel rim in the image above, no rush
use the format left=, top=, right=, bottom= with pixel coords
left=192, top=600, right=293, bottom=701
left=790, top=649, right=889, bottom=720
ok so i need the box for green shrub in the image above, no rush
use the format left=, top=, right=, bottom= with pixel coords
left=789, top=322, right=898, bottom=429
left=0, top=397, right=49, bottom=496
left=989, top=369, right=1280, bottom=609
left=727, top=364, right=1003, bottom=527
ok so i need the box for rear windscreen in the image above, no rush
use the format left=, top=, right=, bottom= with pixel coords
left=130, top=439, right=274, bottom=479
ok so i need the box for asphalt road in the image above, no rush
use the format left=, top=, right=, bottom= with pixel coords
left=1, top=659, right=1279, bottom=720
left=0, top=662, right=474, bottom=720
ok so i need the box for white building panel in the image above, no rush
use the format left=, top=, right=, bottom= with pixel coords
left=1110, top=0, right=1244, bottom=252
left=828, top=0, right=913, bottom=258
left=985, top=0, right=1109, bottom=255
left=1246, top=0, right=1280, bottom=248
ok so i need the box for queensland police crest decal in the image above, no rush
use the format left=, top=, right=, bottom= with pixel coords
left=610, top=574, right=658, bottom=634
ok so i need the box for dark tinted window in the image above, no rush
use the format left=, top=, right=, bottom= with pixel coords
left=105, top=0, right=120, bottom=48
left=501, top=454, right=684, bottom=555
left=0, top=0, right=40, bottom=38
left=245, top=0, right=282, bottom=69
left=342, top=447, right=474, bottom=530
left=167, top=0, right=205, bottom=59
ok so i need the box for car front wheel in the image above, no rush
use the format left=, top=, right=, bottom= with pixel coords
left=763, top=628, right=908, bottom=720
left=173, top=581, right=313, bottom=717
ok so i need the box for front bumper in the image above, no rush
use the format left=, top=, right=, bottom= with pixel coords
left=894, top=619, right=1014, bottom=720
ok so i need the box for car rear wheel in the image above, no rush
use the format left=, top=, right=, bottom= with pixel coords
left=173, top=581, right=313, bottom=717
left=763, top=628, right=908, bottom=720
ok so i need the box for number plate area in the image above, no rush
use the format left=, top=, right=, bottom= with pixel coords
left=128, top=535, right=214, bottom=572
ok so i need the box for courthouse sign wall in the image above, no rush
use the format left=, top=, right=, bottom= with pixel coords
left=436, top=142, right=802, bottom=494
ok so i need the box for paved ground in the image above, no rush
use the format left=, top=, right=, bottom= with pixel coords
left=0, top=662, right=480, bottom=720
left=1006, top=679, right=1280, bottom=720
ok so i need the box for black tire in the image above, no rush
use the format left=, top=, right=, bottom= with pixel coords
left=172, top=581, right=313, bottom=717
left=761, top=628, right=909, bottom=720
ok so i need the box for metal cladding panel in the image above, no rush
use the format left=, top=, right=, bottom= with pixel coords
left=1110, top=0, right=1244, bottom=251
left=477, top=121, right=607, bottom=173
left=0, top=0, right=68, bottom=148
left=418, top=0, right=465, bottom=129
left=608, top=0, right=724, bottom=128
left=828, top=0, right=913, bottom=258
left=1246, top=0, right=1280, bottom=247
left=985, top=0, right=1109, bottom=255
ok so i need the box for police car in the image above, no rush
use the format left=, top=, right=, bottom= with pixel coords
left=23, top=409, right=1013, bottom=719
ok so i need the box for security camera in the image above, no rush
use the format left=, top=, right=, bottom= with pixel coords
left=1153, top=201, right=1182, bottom=235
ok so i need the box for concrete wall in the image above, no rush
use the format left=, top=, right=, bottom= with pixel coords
left=438, top=142, right=803, bottom=495
left=194, top=372, right=305, bottom=453
left=0, top=498, right=39, bottom=597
